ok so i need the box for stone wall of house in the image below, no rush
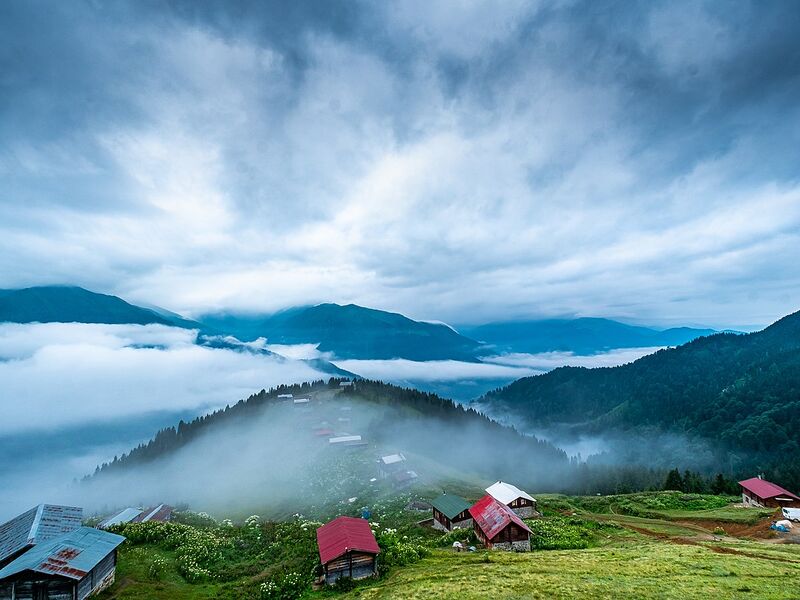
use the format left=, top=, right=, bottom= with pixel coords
left=489, top=539, right=530, bottom=552
left=432, top=517, right=449, bottom=532
left=452, top=518, right=473, bottom=530
left=511, top=506, right=537, bottom=518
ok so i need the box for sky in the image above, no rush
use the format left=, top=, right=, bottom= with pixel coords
left=2, top=0, right=800, bottom=329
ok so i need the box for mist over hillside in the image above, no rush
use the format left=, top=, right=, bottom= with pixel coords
left=478, top=309, right=800, bottom=490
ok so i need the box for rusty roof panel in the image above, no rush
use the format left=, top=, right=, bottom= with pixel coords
left=0, top=504, right=83, bottom=565
left=0, top=527, right=125, bottom=582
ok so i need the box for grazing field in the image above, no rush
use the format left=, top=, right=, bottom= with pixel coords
left=96, top=491, right=800, bottom=600
left=337, top=542, right=800, bottom=600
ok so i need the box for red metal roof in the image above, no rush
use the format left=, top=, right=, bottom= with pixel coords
left=316, top=516, right=380, bottom=565
left=739, top=477, right=800, bottom=501
left=469, top=494, right=531, bottom=540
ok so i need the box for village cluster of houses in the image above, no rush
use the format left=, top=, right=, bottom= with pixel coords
left=0, top=503, right=173, bottom=600
left=315, top=480, right=540, bottom=585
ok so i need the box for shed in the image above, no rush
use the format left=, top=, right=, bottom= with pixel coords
left=377, top=453, right=406, bottom=478
left=277, top=394, right=293, bottom=399
left=0, top=527, right=125, bottom=600
left=431, top=494, right=472, bottom=532
left=469, top=495, right=531, bottom=551
left=486, top=481, right=539, bottom=518
left=131, top=505, right=173, bottom=524
left=316, top=517, right=379, bottom=585
left=0, top=505, right=83, bottom=569
left=339, top=381, right=353, bottom=387
left=739, top=477, right=800, bottom=508
left=97, top=508, right=142, bottom=530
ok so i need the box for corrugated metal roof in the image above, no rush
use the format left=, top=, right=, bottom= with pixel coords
left=133, top=505, right=173, bottom=523
left=469, top=495, right=531, bottom=540
left=380, top=453, right=405, bottom=465
left=739, top=477, right=800, bottom=501
left=0, top=504, right=83, bottom=565
left=0, top=527, right=125, bottom=581
left=431, top=494, right=472, bottom=520
left=99, top=508, right=142, bottom=529
left=486, top=481, right=535, bottom=505
left=329, top=435, right=362, bottom=444
left=316, top=516, right=380, bottom=565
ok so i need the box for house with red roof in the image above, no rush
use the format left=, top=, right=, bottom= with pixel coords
left=739, top=477, right=800, bottom=508
left=469, top=495, right=532, bottom=551
left=316, top=516, right=380, bottom=584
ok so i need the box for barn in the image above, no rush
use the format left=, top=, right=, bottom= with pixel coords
left=316, top=516, right=379, bottom=585
left=469, top=495, right=532, bottom=551
left=431, top=493, right=472, bottom=532
left=0, top=527, right=125, bottom=600
left=485, top=481, right=539, bottom=518
left=0, top=505, right=83, bottom=569
left=739, top=477, right=800, bottom=508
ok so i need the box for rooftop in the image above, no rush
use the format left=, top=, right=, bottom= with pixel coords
left=469, top=495, right=531, bottom=540
left=486, top=481, right=535, bottom=505
left=0, top=504, right=83, bottom=565
left=316, top=516, right=380, bottom=565
left=0, top=527, right=125, bottom=581
left=431, top=493, right=472, bottom=520
left=739, top=477, right=800, bottom=501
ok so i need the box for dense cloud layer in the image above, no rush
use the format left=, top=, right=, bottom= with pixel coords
left=1, top=1, right=799, bottom=328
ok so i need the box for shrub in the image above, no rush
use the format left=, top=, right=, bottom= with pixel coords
left=259, top=572, right=306, bottom=600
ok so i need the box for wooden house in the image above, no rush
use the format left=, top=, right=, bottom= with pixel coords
left=377, top=453, right=406, bottom=479
left=316, top=517, right=379, bottom=585
left=0, top=527, right=125, bottom=600
left=0, top=505, right=83, bottom=569
left=469, top=495, right=531, bottom=551
left=431, top=493, right=472, bottom=532
left=739, top=477, right=800, bottom=508
left=486, top=481, right=539, bottom=518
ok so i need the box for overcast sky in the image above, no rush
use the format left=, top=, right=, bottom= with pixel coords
left=2, top=0, right=799, bottom=328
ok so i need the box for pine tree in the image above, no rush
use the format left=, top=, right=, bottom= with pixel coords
left=664, top=468, right=683, bottom=491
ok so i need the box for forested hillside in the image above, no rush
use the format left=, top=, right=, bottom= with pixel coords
left=480, top=309, right=800, bottom=488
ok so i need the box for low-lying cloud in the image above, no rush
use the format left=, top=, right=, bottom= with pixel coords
left=0, top=323, right=325, bottom=434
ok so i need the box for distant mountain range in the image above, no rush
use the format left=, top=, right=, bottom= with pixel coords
left=0, top=286, right=199, bottom=328
left=460, top=318, right=717, bottom=355
left=478, top=309, right=800, bottom=489
left=1, top=285, right=719, bottom=361
left=203, top=304, right=482, bottom=361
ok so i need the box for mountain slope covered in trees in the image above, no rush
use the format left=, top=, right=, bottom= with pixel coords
left=479, top=309, right=800, bottom=488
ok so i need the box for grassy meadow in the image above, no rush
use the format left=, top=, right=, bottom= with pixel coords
left=95, top=491, right=800, bottom=600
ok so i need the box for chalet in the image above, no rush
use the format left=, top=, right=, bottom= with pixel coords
left=486, top=481, right=539, bottom=518
left=0, top=505, right=83, bottom=569
left=430, top=493, right=472, bottom=532
left=391, top=470, right=418, bottom=489
left=739, top=477, right=800, bottom=508
left=339, top=381, right=353, bottom=388
left=469, top=495, right=531, bottom=551
left=277, top=394, right=293, bottom=399
left=293, top=397, right=311, bottom=406
left=377, top=453, right=406, bottom=479
left=0, top=527, right=125, bottom=600
left=316, top=516, right=379, bottom=585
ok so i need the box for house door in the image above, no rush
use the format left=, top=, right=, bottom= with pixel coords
left=32, top=582, right=48, bottom=600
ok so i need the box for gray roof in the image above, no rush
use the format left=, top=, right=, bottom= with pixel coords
left=0, top=505, right=83, bottom=565
left=0, top=527, right=125, bottom=581
left=98, top=508, right=142, bottom=529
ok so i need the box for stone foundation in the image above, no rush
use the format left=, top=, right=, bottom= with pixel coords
left=489, top=539, right=530, bottom=552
